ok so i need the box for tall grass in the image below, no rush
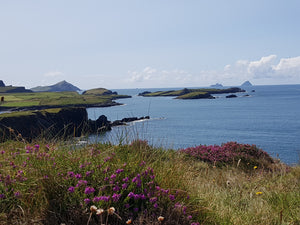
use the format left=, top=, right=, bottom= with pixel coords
left=0, top=139, right=299, bottom=225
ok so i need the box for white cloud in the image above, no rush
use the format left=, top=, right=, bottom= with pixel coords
left=125, top=55, right=300, bottom=88
left=273, top=56, right=300, bottom=78
left=219, top=55, right=300, bottom=85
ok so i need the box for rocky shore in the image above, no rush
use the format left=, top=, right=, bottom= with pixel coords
left=0, top=107, right=149, bottom=141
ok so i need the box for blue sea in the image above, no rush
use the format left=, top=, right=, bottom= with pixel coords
left=87, top=85, right=300, bottom=165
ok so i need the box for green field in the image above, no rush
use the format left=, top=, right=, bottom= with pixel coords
left=0, top=91, right=129, bottom=109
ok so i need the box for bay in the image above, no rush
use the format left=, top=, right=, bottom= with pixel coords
left=87, top=85, right=300, bottom=165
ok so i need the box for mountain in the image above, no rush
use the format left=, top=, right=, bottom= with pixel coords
left=31, top=80, right=81, bottom=92
left=0, top=80, right=5, bottom=87
left=241, top=81, right=253, bottom=86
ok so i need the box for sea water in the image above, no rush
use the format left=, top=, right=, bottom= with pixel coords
left=87, top=85, right=300, bottom=165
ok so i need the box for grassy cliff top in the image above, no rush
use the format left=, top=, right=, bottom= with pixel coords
left=0, top=140, right=299, bottom=225
left=0, top=90, right=129, bottom=110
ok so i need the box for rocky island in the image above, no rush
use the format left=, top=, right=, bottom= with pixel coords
left=138, top=87, right=245, bottom=99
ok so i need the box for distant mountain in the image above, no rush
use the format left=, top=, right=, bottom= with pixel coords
left=241, top=81, right=253, bottom=86
left=31, top=80, right=81, bottom=92
left=210, top=83, right=223, bottom=88
left=0, top=80, right=5, bottom=87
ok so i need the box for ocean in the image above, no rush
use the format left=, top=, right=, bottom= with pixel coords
left=87, top=84, right=300, bottom=165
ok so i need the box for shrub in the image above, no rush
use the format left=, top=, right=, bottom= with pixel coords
left=180, top=141, right=274, bottom=170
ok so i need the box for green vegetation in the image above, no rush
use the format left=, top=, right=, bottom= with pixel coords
left=0, top=90, right=130, bottom=109
left=0, top=139, right=299, bottom=225
left=0, top=86, right=32, bottom=94
left=139, top=87, right=245, bottom=99
left=176, top=92, right=213, bottom=99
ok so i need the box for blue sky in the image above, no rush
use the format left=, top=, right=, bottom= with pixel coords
left=1, top=0, right=300, bottom=89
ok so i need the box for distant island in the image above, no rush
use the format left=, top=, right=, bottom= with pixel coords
left=210, top=83, right=223, bottom=88
left=241, top=81, right=253, bottom=87
left=138, top=87, right=245, bottom=99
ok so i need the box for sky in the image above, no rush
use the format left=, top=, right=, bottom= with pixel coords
left=1, top=0, right=300, bottom=90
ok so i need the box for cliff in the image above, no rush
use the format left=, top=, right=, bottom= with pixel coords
left=0, top=108, right=149, bottom=141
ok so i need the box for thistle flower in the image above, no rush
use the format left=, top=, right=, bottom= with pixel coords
left=96, top=208, right=104, bottom=215
left=108, top=207, right=115, bottom=215
left=90, top=205, right=97, bottom=213
left=158, top=216, right=164, bottom=222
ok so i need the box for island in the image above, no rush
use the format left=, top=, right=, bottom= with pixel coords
left=138, top=87, right=245, bottom=99
left=241, top=80, right=253, bottom=87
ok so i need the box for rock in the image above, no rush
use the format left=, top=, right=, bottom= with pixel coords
left=226, top=94, right=238, bottom=98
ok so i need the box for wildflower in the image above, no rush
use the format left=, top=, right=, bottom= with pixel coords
left=112, top=193, right=121, bottom=202
left=93, top=196, right=101, bottom=202
left=115, top=168, right=124, bottom=174
left=84, top=198, right=91, bottom=204
left=75, top=173, right=82, bottom=179
left=84, top=187, right=95, bottom=195
left=256, top=191, right=263, bottom=195
left=108, top=207, right=115, bottom=215
left=96, top=208, right=104, bottom=215
left=90, top=205, right=97, bottom=213
left=187, top=215, right=192, bottom=220
left=0, top=194, right=6, bottom=199
left=254, top=166, right=258, bottom=169
left=68, top=186, right=75, bottom=193
left=86, top=170, right=93, bottom=177
left=126, top=219, right=132, bottom=224
left=158, top=216, right=164, bottom=222
left=169, top=194, right=175, bottom=201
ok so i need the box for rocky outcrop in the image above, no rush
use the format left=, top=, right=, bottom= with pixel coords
left=0, top=80, right=5, bottom=87
left=226, top=94, right=238, bottom=98
left=0, top=108, right=150, bottom=141
left=111, top=116, right=150, bottom=126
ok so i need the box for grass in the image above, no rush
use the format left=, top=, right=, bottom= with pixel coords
left=0, top=138, right=299, bottom=225
left=0, top=91, right=128, bottom=109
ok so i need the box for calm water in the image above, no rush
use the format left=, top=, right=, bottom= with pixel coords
left=87, top=85, right=300, bottom=165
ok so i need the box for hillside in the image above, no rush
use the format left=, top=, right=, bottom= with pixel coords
left=31, top=80, right=81, bottom=92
